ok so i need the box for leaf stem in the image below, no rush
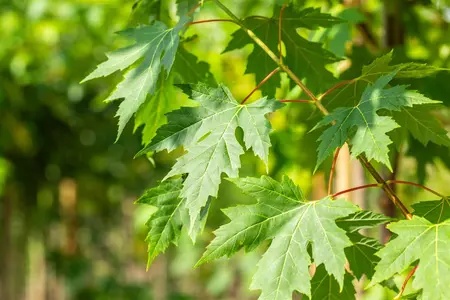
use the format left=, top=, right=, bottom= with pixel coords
left=394, top=265, right=418, bottom=300
left=319, top=80, right=355, bottom=101
left=387, top=180, right=447, bottom=199
left=187, top=19, right=237, bottom=26
left=278, top=4, right=287, bottom=63
left=241, top=67, right=280, bottom=104
left=279, top=99, right=313, bottom=103
left=212, top=0, right=412, bottom=219
left=328, top=147, right=341, bottom=195
left=331, top=184, right=380, bottom=198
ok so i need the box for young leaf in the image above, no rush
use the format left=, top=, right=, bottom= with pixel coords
left=314, top=71, right=438, bottom=171
left=370, top=216, right=450, bottom=300
left=199, top=176, right=359, bottom=299
left=224, top=6, right=341, bottom=96
left=307, top=265, right=356, bottom=300
left=139, top=84, right=283, bottom=237
left=82, top=17, right=189, bottom=137
left=136, top=178, right=185, bottom=268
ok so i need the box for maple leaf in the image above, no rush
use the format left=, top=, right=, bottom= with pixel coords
left=321, top=52, right=449, bottom=149
left=82, top=17, right=189, bottom=137
left=391, top=107, right=450, bottom=148
left=370, top=217, right=450, bottom=299
left=323, top=51, right=443, bottom=110
left=134, top=75, right=182, bottom=145
left=370, top=199, right=450, bottom=299
left=224, top=6, right=341, bottom=96
left=314, top=71, right=439, bottom=171
left=307, top=265, right=356, bottom=300
left=136, top=178, right=210, bottom=267
left=336, top=210, right=392, bottom=280
left=134, top=43, right=214, bottom=145
left=136, top=178, right=185, bottom=268
left=138, top=84, right=283, bottom=237
left=198, top=176, right=358, bottom=299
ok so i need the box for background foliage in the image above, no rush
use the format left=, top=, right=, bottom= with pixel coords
left=1, top=0, right=450, bottom=299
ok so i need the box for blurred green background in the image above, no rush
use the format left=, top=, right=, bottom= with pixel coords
left=1, top=0, right=450, bottom=299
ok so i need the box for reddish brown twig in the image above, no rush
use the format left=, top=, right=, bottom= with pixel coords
left=278, top=4, right=287, bottom=63
left=388, top=180, right=446, bottom=199
left=319, top=80, right=355, bottom=101
left=241, top=67, right=280, bottom=104
left=394, top=265, right=418, bottom=300
left=328, top=147, right=341, bottom=195
left=188, top=1, right=207, bottom=16
left=331, top=184, right=379, bottom=199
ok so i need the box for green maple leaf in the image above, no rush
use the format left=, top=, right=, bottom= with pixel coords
left=81, top=17, right=189, bottom=137
left=314, top=71, right=438, bottom=171
left=323, top=51, right=443, bottom=110
left=307, top=265, right=356, bottom=300
left=139, top=84, right=283, bottom=237
left=336, top=210, right=390, bottom=280
left=135, top=43, right=214, bottom=145
left=321, top=52, right=449, bottom=149
left=224, top=6, right=341, bottom=96
left=345, top=232, right=382, bottom=280
left=134, top=75, right=182, bottom=145
left=370, top=214, right=450, bottom=300
left=392, top=107, right=450, bottom=148
left=136, top=178, right=210, bottom=267
left=198, top=176, right=358, bottom=298
left=412, top=198, right=450, bottom=224
left=173, top=44, right=215, bottom=85
left=136, top=178, right=185, bottom=268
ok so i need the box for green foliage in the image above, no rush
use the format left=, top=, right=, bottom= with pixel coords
left=82, top=1, right=450, bottom=299
left=200, top=176, right=358, bottom=298
left=370, top=213, right=450, bottom=299
left=314, top=71, right=438, bottom=171
left=307, top=265, right=356, bottom=300
left=140, top=84, right=283, bottom=238
left=82, top=17, right=190, bottom=137
left=136, top=178, right=185, bottom=268
left=224, top=6, right=341, bottom=96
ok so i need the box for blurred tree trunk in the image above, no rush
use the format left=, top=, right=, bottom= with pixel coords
left=380, top=0, right=405, bottom=243
left=0, top=186, right=13, bottom=300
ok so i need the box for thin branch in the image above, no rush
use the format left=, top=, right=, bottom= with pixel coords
left=388, top=180, right=447, bottom=199
left=359, top=156, right=412, bottom=220
left=187, top=19, right=237, bottom=26
left=331, top=184, right=380, bottom=199
left=394, top=265, right=418, bottom=300
left=187, top=1, right=204, bottom=16
left=278, top=4, right=287, bottom=63
left=319, top=80, right=355, bottom=101
left=279, top=99, right=313, bottom=103
left=328, top=147, right=341, bottom=195
left=212, top=0, right=412, bottom=219
left=241, top=67, right=280, bottom=104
